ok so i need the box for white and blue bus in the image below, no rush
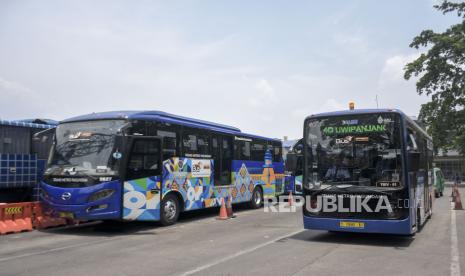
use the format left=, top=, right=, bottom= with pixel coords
left=40, top=111, right=284, bottom=225
left=288, top=109, right=433, bottom=235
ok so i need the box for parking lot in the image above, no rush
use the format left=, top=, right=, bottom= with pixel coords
left=0, top=187, right=462, bottom=276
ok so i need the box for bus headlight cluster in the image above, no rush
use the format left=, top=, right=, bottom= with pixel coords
left=88, top=189, right=115, bottom=202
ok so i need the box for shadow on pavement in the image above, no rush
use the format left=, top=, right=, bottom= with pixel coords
left=287, top=230, right=414, bottom=248
left=38, top=202, right=253, bottom=237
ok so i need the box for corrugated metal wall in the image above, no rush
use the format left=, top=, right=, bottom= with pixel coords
left=0, top=126, right=31, bottom=154
left=0, top=123, right=55, bottom=201
left=0, top=125, right=54, bottom=159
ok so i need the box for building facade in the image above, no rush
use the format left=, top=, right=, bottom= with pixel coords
left=434, top=150, right=465, bottom=181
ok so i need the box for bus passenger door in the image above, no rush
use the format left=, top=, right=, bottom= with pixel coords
left=221, top=136, right=233, bottom=186
left=407, top=129, right=420, bottom=227
left=122, top=137, right=163, bottom=221
left=212, top=135, right=233, bottom=186
left=212, top=136, right=222, bottom=186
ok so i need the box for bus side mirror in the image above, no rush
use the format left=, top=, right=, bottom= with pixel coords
left=286, top=153, right=298, bottom=172
left=32, top=128, right=55, bottom=142
left=408, top=151, right=420, bottom=172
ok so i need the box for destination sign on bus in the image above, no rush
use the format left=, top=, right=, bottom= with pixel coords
left=323, top=124, right=387, bottom=135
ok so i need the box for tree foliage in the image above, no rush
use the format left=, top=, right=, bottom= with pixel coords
left=404, top=1, right=465, bottom=154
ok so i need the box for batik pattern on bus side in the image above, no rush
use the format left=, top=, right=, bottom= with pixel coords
left=162, top=158, right=214, bottom=210
left=162, top=157, right=284, bottom=211
left=123, top=176, right=161, bottom=220
left=122, top=157, right=284, bottom=221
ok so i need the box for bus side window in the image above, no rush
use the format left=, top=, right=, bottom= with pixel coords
left=407, top=130, right=418, bottom=152
left=197, top=132, right=210, bottom=156
left=273, top=142, right=282, bottom=162
left=182, top=131, right=198, bottom=155
left=130, top=120, right=147, bottom=136
left=241, top=141, right=251, bottom=160
left=251, top=140, right=266, bottom=161
left=157, top=129, right=177, bottom=161
left=127, top=139, right=161, bottom=180
left=235, top=140, right=251, bottom=161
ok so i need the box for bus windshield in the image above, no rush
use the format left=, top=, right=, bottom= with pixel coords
left=47, top=120, right=126, bottom=176
left=305, top=113, right=402, bottom=189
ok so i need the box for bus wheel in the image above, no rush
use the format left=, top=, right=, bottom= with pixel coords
left=249, top=187, right=263, bottom=209
left=160, top=194, right=180, bottom=226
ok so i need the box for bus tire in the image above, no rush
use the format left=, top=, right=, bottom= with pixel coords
left=249, top=187, right=263, bottom=209
left=160, top=194, right=180, bottom=226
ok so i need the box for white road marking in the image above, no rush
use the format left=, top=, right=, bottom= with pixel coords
left=179, top=229, right=303, bottom=276
left=0, top=207, right=296, bottom=265
left=451, top=202, right=461, bottom=276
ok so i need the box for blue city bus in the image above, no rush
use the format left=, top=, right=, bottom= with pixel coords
left=293, top=109, right=433, bottom=235
left=40, top=111, right=284, bottom=225
left=284, top=139, right=303, bottom=195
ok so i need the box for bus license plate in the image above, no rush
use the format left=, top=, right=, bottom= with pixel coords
left=340, top=221, right=365, bottom=229
left=58, top=212, right=74, bottom=219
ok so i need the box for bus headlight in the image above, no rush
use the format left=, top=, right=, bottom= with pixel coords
left=88, top=189, right=115, bottom=202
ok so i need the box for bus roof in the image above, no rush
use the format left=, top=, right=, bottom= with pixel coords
left=61, top=110, right=281, bottom=142
left=305, top=108, right=407, bottom=119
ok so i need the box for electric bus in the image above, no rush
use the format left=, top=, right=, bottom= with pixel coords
left=286, top=108, right=433, bottom=235
left=40, top=111, right=284, bottom=225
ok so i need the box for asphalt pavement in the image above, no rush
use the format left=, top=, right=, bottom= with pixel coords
left=0, top=187, right=463, bottom=276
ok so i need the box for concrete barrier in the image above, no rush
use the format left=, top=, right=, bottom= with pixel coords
left=0, top=202, right=33, bottom=234
left=31, top=202, right=67, bottom=229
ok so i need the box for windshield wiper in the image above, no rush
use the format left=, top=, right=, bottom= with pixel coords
left=311, top=184, right=349, bottom=195
left=349, top=185, right=391, bottom=196
left=312, top=184, right=390, bottom=196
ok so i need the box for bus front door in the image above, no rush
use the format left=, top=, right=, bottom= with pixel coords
left=122, top=136, right=163, bottom=221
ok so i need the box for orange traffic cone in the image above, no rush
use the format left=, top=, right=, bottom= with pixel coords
left=288, top=192, right=294, bottom=207
left=217, top=198, right=229, bottom=220
left=226, top=196, right=236, bottom=218
left=454, top=188, right=463, bottom=210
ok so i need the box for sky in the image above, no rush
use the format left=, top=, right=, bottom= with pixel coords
left=0, top=0, right=461, bottom=139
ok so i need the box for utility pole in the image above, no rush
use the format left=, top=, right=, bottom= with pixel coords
left=375, top=94, right=379, bottom=109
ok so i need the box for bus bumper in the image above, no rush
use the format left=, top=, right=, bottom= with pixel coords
left=40, top=181, right=121, bottom=221
left=303, top=215, right=413, bottom=235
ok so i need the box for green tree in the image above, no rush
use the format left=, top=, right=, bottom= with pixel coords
left=404, top=1, right=465, bottom=154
